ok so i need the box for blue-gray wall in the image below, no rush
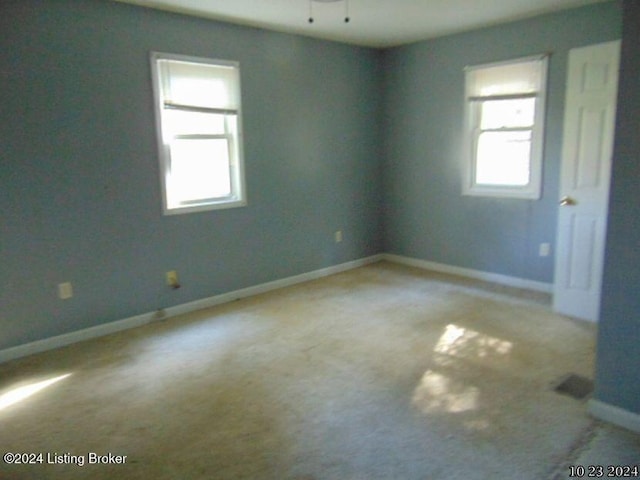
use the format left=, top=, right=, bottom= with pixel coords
left=0, top=0, right=383, bottom=350
left=595, top=0, right=640, bottom=415
left=2, top=1, right=636, bottom=422
left=381, top=2, right=621, bottom=283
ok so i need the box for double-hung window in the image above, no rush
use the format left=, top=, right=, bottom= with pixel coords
left=463, top=55, right=548, bottom=199
left=151, top=52, right=246, bottom=214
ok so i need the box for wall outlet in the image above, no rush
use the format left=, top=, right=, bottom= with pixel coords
left=539, top=243, right=551, bottom=257
left=166, top=270, right=180, bottom=289
left=335, top=230, right=343, bottom=243
left=58, top=282, right=73, bottom=300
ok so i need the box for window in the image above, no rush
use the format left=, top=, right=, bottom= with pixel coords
left=463, top=55, right=548, bottom=199
left=151, top=52, right=246, bottom=214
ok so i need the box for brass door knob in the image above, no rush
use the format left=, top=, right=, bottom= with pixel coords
left=559, top=196, right=577, bottom=206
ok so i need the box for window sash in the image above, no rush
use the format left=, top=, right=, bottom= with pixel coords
left=166, top=137, right=234, bottom=206
left=473, top=130, right=533, bottom=186
left=163, top=103, right=238, bottom=116
left=478, top=97, right=536, bottom=130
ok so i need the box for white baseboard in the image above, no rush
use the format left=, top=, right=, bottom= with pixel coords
left=589, top=399, right=640, bottom=434
left=0, top=255, right=383, bottom=364
left=0, top=312, right=156, bottom=366
left=382, top=253, right=553, bottom=293
left=162, top=254, right=383, bottom=318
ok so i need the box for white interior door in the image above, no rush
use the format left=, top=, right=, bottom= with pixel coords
left=553, top=40, right=621, bottom=322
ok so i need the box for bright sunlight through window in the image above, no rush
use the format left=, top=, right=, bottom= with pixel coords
left=151, top=53, right=246, bottom=215
left=463, top=55, right=548, bottom=199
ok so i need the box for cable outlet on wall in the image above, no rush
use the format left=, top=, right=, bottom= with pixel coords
left=335, top=230, right=343, bottom=243
left=539, top=243, right=551, bottom=257
left=166, top=270, right=180, bottom=289
left=58, top=282, right=73, bottom=300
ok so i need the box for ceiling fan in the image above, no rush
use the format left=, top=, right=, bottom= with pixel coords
left=308, top=0, right=350, bottom=24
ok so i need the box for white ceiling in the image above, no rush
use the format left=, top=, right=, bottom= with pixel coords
left=116, top=0, right=608, bottom=48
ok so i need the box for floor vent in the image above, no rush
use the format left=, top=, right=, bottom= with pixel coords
left=553, top=374, right=593, bottom=400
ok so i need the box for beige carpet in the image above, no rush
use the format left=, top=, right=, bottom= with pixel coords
left=0, top=261, right=598, bottom=479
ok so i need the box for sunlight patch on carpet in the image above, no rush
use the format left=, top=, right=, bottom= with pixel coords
left=0, top=374, right=72, bottom=411
left=412, top=370, right=480, bottom=414
left=435, top=324, right=513, bottom=360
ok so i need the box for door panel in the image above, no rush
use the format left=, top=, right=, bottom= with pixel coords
left=553, top=40, right=620, bottom=322
left=567, top=216, right=596, bottom=290
left=576, top=108, right=605, bottom=188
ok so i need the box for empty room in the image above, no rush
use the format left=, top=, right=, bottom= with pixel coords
left=1, top=0, right=639, bottom=478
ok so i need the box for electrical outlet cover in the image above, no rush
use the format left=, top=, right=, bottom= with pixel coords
left=58, top=282, right=73, bottom=300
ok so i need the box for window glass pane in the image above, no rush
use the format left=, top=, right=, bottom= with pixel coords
left=164, top=110, right=227, bottom=137
left=476, top=131, right=531, bottom=186
left=168, top=139, right=231, bottom=204
left=480, top=98, right=535, bottom=129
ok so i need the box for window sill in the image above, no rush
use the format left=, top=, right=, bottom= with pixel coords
left=163, top=198, right=247, bottom=215
left=462, top=186, right=540, bottom=200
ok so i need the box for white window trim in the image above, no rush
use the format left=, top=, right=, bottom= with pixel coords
left=462, top=54, right=549, bottom=200
left=150, top=52, right=247, bottom=215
